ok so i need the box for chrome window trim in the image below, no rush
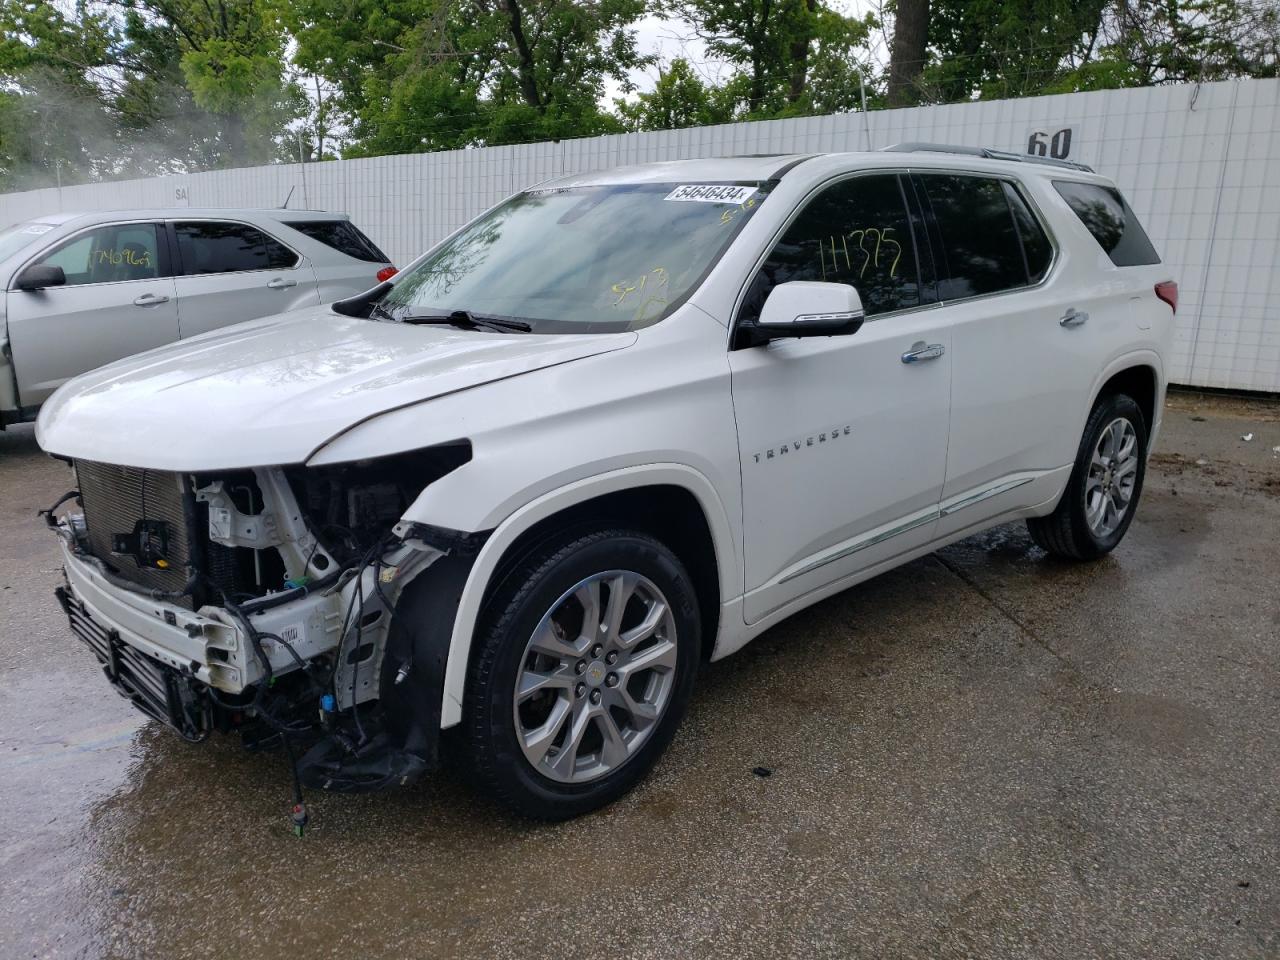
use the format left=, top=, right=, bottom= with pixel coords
left=8, top=218, right=170, bottom=291
left=166, top=217, right=306, bottom=277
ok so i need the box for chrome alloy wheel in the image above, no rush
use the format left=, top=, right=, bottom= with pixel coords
left=1085, top=416, right=1139, bottom=538
left=513, top=570, right=678, bottom=784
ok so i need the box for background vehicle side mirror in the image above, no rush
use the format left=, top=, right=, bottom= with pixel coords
left=14, top=264, right=67, bottom=291
left=734, top=281, right=865, bottom=349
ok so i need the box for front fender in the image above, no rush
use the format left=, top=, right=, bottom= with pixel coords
left=422, top=463, right=739, bottom=728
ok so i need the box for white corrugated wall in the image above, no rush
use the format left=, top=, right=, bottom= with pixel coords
left=2, top=79, right=1277, bottom=391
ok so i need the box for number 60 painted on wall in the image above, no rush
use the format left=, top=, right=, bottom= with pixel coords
left=1027, top=127, right=1073, bottom=160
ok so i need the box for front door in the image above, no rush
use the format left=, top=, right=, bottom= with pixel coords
left=7, top=221, right=177, bottom=408
left=729, top=172, right=953, bottom=624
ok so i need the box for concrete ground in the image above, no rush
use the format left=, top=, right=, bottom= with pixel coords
left=1, top=392, right=1277, bottom=960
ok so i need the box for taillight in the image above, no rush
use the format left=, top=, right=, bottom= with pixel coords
left=1154, top=280, right=1178, bottom=313
left=376, top=266, right=398, bottom=283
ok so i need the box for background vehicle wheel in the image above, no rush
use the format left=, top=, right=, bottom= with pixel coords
left=465, top=529, right=700, bottom=819
left=1028, top=392, right=1149, bottom=560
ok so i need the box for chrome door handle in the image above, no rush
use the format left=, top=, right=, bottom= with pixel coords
left=267, top=277, right=297, bottom=290
left=901, top=341, right=945, bottom=364
left=133, top=293, right=169, bottom=306
left=1060, top=307, right=1089, bottom=327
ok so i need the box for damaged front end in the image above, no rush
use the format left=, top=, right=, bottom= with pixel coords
left=46, top=443, right=482, bottom=804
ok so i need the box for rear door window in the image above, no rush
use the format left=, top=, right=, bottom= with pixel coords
left=174, top=222, right=299, bottom=274
left=742, top=173, right=922, bottom=320
left=285, top=220, right=389, bottom=263
left=1052, top=181, right=1161, bottom=266
left=918, top=174, right=1028, bottom=299
left=1003, top=183, right=1053, bottom=283
left=32, top=223, right=163, bottom=286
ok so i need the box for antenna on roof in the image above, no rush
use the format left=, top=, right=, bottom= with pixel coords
left=281, top=185, right=296, bottom=209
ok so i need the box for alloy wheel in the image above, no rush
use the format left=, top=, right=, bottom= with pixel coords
left=513, top=570, right=678, bottom=784
left=1084, top=416, right=1139, bottom=538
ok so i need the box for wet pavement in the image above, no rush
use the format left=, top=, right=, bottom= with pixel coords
left=2, top=392, right=1278, bottom=959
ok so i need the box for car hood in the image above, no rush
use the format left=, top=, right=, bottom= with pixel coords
left=36, top=307, right=637, bottom=470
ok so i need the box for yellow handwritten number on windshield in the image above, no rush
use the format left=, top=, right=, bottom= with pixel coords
left=611, top=267, right=670, bottom=318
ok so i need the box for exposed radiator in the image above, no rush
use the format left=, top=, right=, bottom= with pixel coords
left=75, top=461, right=198, bottom=605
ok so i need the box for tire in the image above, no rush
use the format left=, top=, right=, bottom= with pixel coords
left=465, top=528, right=700, bottom=819
left=1028, top=392, right=1148, bottom=560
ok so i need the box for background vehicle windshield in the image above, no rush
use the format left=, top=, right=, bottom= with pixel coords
left=0, top=221, right=57, bottom=262
left=381, top=182, right=767, bottom=332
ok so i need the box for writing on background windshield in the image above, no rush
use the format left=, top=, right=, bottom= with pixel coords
left=382, top=182, right=767, bottom=332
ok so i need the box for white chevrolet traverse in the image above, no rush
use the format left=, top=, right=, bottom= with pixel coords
left=37, top=146, right=1176, bottom=822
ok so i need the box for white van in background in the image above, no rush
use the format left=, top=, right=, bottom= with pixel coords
left=0, top=208, right=394, bottom=427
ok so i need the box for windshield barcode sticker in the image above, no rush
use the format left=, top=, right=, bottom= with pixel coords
left=665, top=184, right=757, bottom=204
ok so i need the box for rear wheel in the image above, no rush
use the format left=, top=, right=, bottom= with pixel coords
left=1028, top=392, right=1148, bottom=560
left=465, top=529, right=699, bottom=819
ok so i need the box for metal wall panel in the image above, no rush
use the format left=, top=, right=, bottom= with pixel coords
left=2, top=79, right=1276, bottom=391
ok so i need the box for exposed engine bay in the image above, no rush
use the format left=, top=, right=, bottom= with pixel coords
left=46, top=444, right=479, bottom=832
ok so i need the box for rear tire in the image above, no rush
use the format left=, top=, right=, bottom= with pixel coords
left=465, top=528, right=700, bottom=820
left=1028, top=392, right=1148, bottom=560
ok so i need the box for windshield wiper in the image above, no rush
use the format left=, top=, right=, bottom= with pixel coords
left=399, top=310, right=533, bottom=333
left=369, top=299, right=398, bottom=322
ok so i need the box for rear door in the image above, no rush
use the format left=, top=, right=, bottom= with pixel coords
left=168, top=220, right=321, bottom=338
left=280, top=218, right=391, bottom=302
left=7, top=221, right=177, bottom=407
left=921, top=172, right=1155, bottom=538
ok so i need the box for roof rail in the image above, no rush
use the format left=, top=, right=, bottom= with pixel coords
left=879, top=142, right=1094, bottom=173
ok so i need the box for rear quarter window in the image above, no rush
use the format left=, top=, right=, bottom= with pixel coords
left=285, top=220, right=389, bottom=263
left=1052, top=181, right=1160, bottom=267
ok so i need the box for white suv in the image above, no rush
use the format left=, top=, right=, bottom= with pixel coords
left=0, top=208, right=394, bottom=427
left=38, top=147, right=1176, bottom=822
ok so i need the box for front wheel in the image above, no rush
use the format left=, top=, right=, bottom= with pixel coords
left=465, top=529, right=700, bottom=819
left=1028, top=392, right=1149, bottom=560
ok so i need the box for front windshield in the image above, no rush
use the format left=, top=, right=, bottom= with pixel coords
left=381, top=181, right=769, bottom=332
left=0, top=221, right=57, bottom=262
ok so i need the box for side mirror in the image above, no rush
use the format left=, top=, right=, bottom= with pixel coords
left=15, top=264, right=66, bottom=291
left=735, top=281, right=865, bottom=349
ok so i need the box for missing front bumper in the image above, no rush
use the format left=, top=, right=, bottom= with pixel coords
left=56, top=585, right=211, bottom=741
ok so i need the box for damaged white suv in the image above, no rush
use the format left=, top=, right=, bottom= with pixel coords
left=39, top=147, right=1177, bottom=822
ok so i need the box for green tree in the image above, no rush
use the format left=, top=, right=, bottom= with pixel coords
left=615, top=58, right=739, bottom=130
left=0, top=0, right=119, bottom=188
left=1085, top=0, right=1278, bottom=87
left=123, top=0, right=306, bottom=164
left=0, top=0, right=303, bottom=189
left=285, top=0, right=652, bottom=153
left=919, top=0, right=1109, bottom=102
left=660, top=0, right=872, bottom=117
left=905, top=0, right=1276, bottom=104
